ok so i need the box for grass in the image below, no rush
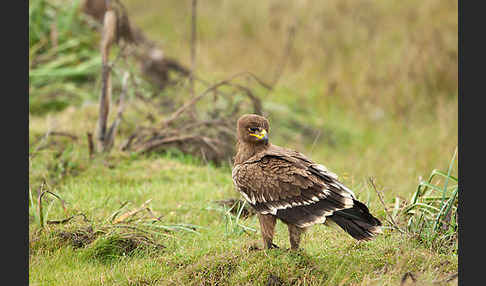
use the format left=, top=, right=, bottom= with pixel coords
left=29, top=0, right=457, bottom=285
left=402, top=149, right=458, bottom=254
left=29, top=0, right=101, bottom=115
left=28, top=104, right=457, bottom=285
left=28, top=138, right=457, bottom=285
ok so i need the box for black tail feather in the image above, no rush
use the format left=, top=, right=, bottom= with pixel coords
left=327, top=200, right=382, bottom=241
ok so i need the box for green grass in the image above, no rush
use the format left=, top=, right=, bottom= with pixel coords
left=29, top=103, right=457, bottom=285
left=28, top=135, right=457, bottom=285
left=402, top=149, right=458, bottom=254
left=29, top=0, right=102, bottom=115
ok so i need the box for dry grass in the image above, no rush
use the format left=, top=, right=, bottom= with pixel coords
left=124, top=0, right=457, bottom=115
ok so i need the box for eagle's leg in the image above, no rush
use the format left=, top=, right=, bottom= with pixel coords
left=288, top=224, right=306, bottom=250
left=257, top=213, right=278, bottom=249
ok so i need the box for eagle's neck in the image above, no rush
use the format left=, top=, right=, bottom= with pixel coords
left=234, top=141, right=270, bottom=165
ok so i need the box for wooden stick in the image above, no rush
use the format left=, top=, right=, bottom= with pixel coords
left=96, top=9, right=117, bottom=152
left=48, top=131, right=78, bottom=141
left=105, top=71, right=130, bottom=150
left=368, top=177, right=406, bottom=234
left=87, top=132, right=94, bottom=159
left=113, top=199, right=152, bottom=224
left=162, top=72, right=267, bottom=127
left=190, top=0, right=197, bottom=97
left=47, top=213, right=89, bottom=225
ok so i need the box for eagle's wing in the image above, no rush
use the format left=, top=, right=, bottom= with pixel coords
left=232, top=148, right=357, bottom=227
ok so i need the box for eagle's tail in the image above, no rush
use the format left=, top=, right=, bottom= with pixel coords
left=327, top=200, right=382, bottom=241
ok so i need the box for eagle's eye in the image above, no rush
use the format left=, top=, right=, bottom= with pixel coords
left=248, top=127, right=259, bottom=133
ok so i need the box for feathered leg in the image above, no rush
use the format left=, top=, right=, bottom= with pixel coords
left=288, top=224, right=306, bottom=250
left=258, top=213, right=278, bottom=249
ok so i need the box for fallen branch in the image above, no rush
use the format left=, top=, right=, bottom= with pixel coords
left=113, top=199, right=153, bottom=224
left=47, top=213, right=90, bottom=225
left=138, top=135, right=223, bottom=155
left=49, top=131, right=78, bottom=141
left=433, top=272, right=458, bottom=284
left=121, top=69, right=266, bottom=164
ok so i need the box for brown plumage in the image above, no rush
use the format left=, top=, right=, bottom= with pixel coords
left=232, top=114, right=382, bottom=250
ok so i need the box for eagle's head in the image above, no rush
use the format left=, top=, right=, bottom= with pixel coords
left=237, top=114, right=270, bottom=145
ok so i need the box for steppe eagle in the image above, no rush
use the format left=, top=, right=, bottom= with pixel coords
left=232, top=114, right=382, bottom=250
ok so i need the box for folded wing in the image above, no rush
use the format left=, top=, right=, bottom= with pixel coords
left=232, top=148, right=358, bottom=228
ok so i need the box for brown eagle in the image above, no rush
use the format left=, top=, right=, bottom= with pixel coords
left=232, top=114, right=382, bottom=250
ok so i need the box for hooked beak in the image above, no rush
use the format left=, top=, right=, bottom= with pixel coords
left=249, top=129, right=268, bottom=142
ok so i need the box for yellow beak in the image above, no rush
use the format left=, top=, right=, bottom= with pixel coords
left=249, top=129, right=268, bottom=140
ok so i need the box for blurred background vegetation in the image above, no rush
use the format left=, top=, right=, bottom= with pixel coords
left=30, top=0, right=457, bottom=191
left=123, top=0, right=458, bottom=191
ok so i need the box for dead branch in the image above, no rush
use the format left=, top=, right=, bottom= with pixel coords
left=137, top=135, right=221, bottom=154
left=432, top=272, right=458, bottom=284
left=95, top=6, right=131, bottom=154
left=190, top=0, right=197, bottom=98
left=83, top=0, right=136, bottom=45
left=121, top=69, right=266, bottom=165
left=49, top=131, right=78, bottom=141
left=120, top=133, right=137, bottom=151
left=218, top=82, right=263, bottom=115
left=108, top=224, right=173, bottom=238
left=47, top=213, right=90, bottom=225
left=81, top=3, right=268, bottom=165
left=95, top=7, right=117, bottom=153
left=30, top=129, right=78, bottom=157
left=368, top=177, right=406, bottom=234
left=230, top=71, right=273, bottom=91
left=188, top=0, right=199, bottom=120
left=162, top=72, right=265, bottom=127
left=113, top=199, right=153, bottom=224
left=82, top=0, right=191, bottom=90
left=104, top=71, right=130, bottom=150
left=178, top=119, right=226, bottom=132
left=87, top=132, right=94, bottom=158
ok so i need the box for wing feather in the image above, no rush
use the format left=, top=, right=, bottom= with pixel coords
left=232, top=147, right=356, bottom=227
